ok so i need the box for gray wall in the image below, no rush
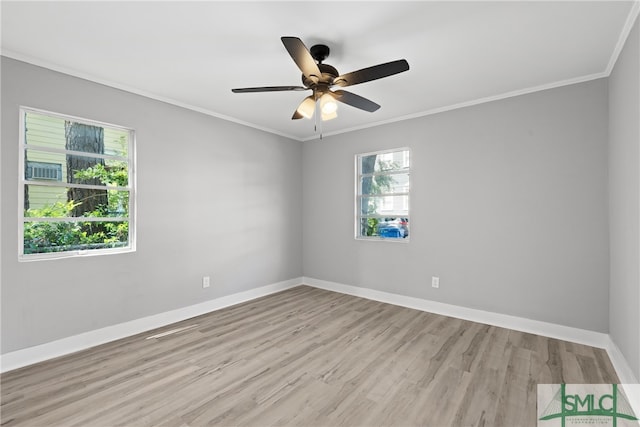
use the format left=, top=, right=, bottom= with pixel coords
left=1, top=47, right=629, bottom=359
left=1, top=57, right=303, bottom=353
left=303, top=79, right=610, bottom=332
left=609, top=16, right=640, bottom=381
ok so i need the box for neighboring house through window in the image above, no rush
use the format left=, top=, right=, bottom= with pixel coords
left=26, top=161, right=63, bottom=181
left=19, top=107, right=135, bottom=260
left=356, top=148, right=410, bottom=240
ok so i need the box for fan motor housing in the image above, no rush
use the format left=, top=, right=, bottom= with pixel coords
left=302, top=63, right=339, bottom=87
left=300, top=44, right=339, bottom=88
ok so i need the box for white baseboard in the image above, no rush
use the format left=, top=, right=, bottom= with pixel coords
left=605, top=337, right=640, bottom=419
left=606, top=335, right=640, bottom=384
left=304, top=276, right=640, bottom=408
left=0, top=277, right=302, bottom=373
left=4, top=274, right=637, bottom=400
left=303, top=276, right=610, bottom=349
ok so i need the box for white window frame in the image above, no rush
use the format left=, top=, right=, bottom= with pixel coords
left=18, top=107, right=136, bottom=261
left=355, top=147, right=411, bottom=242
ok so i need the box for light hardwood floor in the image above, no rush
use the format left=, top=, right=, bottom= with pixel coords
left=1, top=286, right=619, bottom=426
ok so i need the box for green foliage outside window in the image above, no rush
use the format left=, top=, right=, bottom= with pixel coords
left=21, top=111, right=133, bottom=257
left=23, top=164, right=129, bottom=254
left=364, top=217, right=379, bottom=236
left=361, top=159, right=399, bottom=236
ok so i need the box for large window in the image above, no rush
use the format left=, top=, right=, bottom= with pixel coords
left=19, top=108, right=135, bottom=260
left=356, top=148, right=410, bottom=240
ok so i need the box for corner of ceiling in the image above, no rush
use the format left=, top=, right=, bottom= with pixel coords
left=0, top=49, right=306, bottom=142
left=604, top=1, right=640, bottom=76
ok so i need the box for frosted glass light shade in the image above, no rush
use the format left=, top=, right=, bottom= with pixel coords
left=320, top=93, right=338, bottom=114
left=297, top=96, right=316, bottom=119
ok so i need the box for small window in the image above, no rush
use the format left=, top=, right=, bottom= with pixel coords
left=356, top=148, right=410, bottom=240
left=19, top=108, right=135, bottom=260
left=26, top=161, right=63, bottom=181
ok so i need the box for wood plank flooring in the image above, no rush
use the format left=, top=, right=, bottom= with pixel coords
left=0, top=285, right=619, bottom=426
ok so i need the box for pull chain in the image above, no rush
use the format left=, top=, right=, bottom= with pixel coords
left=313, top=89, right=323, bottom=140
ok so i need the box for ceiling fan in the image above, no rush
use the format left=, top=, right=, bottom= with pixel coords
left=232, top=37, right=410, bottom=122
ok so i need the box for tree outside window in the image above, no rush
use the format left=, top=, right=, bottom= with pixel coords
left=20, top=108, right=135, bottom=259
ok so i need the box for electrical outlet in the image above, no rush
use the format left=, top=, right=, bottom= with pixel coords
left=431, top=276, right=440, bottom=288
left=202, top=276, right=210, bottom=288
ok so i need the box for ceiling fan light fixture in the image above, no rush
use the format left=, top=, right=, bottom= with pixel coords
left=321, top=109, right=338, bottom=121
left=320, top=93, right=338, bottom=115
left=297, top=96, right=316, bottom=119
left=232, top=37, right=410, bottom=125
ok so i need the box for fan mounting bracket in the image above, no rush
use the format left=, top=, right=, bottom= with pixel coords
left=310, top=44, right=330, bottom=63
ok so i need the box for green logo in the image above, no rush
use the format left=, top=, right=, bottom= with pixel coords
left=538, top=384, right=639, bottom=427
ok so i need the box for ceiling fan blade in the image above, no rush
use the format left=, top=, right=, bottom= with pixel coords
left=232, top=86, right=308, bottom=93
left=281, top=37, right=321, bottom=81
left=331, top=90, right=380, bottom=112
left=333, top=59, right=409, bottom=88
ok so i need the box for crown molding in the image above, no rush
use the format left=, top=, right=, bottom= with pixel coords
left=300, top=71, right=608, bottom=141
left=605, top=1, right=640, bottom=75
left=5, top=0, right=638, bottom=147
left=0, top=50, right=304, bottom=142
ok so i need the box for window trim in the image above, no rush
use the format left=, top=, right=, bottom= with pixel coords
left=18, top=106, right=137, bottom=261
left=354, top=147, right=411, bottom=242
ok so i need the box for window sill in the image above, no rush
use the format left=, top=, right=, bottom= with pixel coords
left=19, top=246, right=135, bottom=262
left=355, top=236, right=410, bottom=243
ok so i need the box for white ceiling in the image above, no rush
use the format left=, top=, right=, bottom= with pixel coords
left=2, top=1, right=638, bottom=141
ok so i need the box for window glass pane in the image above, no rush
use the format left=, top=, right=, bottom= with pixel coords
left=25, top=112, right=129, bottom=157
left=360, top=172, right=409, bottom=195
left=24, top=112, right=65, bottom=149
left=103, top=128, right=129, bottom=157
left=359, top=217, right=379, bottom=237
left=360, top=150, right=410, bottom=173
left=25, top=149, right=128, bottom=186
left=356, top=148, right=411, bottom=241
left=23, top=220, right=129, bottom=255
left=24, top=185, right=129, bottom=218
left=358, top=217, right=409, bottom=239
left=20, top=108, right=134, bottom=259
left=359, top=195, right=408, bottom=216
left=25, top=161, right=63, bottom=181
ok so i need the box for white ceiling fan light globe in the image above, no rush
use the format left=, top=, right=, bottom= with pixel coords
left=320, top=93, right=338, bottom=115
left=321, top=110, right=338, bottom=121
left=297, top=96, right=316, bottom=119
